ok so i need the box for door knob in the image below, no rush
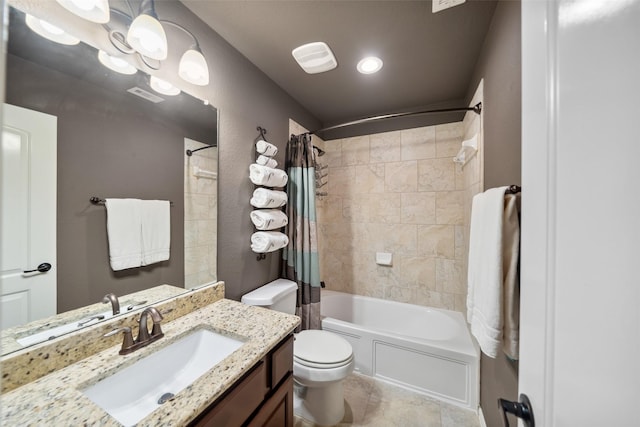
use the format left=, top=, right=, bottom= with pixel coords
left=23, top=263, right=52, bottom=274
left=498, top=393, right=535, bottom=427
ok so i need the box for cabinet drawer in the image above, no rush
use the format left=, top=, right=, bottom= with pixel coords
left=191, top=361, right=268, bottom=427
left=270, top=335, right=294, bottom=388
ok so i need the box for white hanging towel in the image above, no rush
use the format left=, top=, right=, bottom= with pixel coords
left=466, top=186, right=509, bottom=358
left=249, top=163, right=288, bottom=187
left=105, top=198, right=142, bottom=271
left=140, top=200, right=171, bottom=266
left=256, top=154, right=277, bottom=169
left=250, top=209, right=288, bottom=230
left=250, top=188, right=287, bottom=208
left=251, top=231, right=289, bottom=253
left=256, top=139, right=278, bottom=156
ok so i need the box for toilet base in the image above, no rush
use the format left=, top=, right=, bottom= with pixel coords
left=293, top=379, right=346, bottom=426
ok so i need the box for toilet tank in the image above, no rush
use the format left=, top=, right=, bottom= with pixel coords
left=241, top=279, right=298, bottom=314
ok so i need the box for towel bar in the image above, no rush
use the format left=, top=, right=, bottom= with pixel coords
left=90, top=197, right=174, bottom=206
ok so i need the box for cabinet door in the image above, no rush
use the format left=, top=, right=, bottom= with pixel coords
left=191, top=362, right=268, bottom=427
left=247, top=374, right=294, bottom=427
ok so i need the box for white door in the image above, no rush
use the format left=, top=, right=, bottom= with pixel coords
left=520, top=1, right=640, bottom=425
left=1, top=104, right=57, bottom=329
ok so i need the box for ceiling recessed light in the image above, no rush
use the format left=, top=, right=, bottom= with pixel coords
left=357, top=56, right=383, bottom=74
left=292, top=42, right=338, bottom=74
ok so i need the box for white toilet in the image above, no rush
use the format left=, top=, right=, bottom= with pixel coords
left=242, top=279, right=354, bottom=426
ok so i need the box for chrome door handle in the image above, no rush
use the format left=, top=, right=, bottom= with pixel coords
left=498, top=394, right=535, bottom=427
left=23, top=262, right=52, bottom=274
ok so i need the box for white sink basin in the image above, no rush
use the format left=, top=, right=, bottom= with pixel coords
left=82, top=328, right=244, bottom=426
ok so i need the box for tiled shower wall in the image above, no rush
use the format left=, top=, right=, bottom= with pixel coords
left=316, top=123, right=468, bottom=312
left=290, top=108, right=482, bottom=315
left=184, top=138, right=218, bottom=288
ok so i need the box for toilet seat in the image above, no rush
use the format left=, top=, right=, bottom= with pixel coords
left=294, top=330, right=353, bottom=369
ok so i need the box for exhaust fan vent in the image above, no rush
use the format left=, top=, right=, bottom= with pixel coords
left=127, top=87, right=164, bottom=103
left=292, top=42, right=337, bottom=74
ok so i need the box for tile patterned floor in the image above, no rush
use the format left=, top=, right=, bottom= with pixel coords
left=294, top=372, right=480, bottom=427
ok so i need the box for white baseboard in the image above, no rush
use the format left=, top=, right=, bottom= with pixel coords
left=478, top=406, right=488, bottom=427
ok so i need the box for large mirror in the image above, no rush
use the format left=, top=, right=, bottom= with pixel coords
left=1, top=2, right=218, bottom=355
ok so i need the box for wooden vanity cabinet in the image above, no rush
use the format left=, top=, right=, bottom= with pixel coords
left=190, top=334, right=294, bottom=427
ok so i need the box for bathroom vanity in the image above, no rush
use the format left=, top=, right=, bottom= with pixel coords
left=0, top=282, right=300, bottom=426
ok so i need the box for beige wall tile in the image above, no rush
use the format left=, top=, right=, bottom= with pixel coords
left=415, top=289, right=456, bottom=311
left=399, top=256, right=436, bottom=289
left=316, top=120, right=472, bottom=314
left=343, top=194, right=370, bottom=223
left=401, top=192, right=436, bottom=224
left=370, top=130, right=401, bottom=163
left=417, top=225, right=455, bottom=258
left=316, top=195, right=344, bottom=223
left=384, top=285, right=417, bottom=304
left=329, top=166, right=356, bottom=196
left=401, top=126, right=436, bottom=160
left=369, top=193, right=401, bottom=223
left=382, top=223, right=418, bottom=254
left=418, top=158, right=456, bottom=191
left=342, top=135, right=370, bottom=166
left=385, top=161, right=418, bottom=193
left=436, top=258, right=464, bottom=294
left=435, top=122, right=463, bottom=158
left=356, top=164, right=385, bottom=193
left=436, top=191, right=465, bottom=224
left=323, top=139, right=343, bottom=168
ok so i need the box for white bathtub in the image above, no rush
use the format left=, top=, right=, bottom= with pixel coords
left=321, top=290, right=479, bottom=410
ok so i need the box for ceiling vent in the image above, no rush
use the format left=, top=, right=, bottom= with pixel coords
left=292, top=42, right=338, bottom=74
left=127, top=87, right=165, bottom=103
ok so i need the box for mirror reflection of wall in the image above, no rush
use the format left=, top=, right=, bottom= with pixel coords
left=2, top=6, right=218, bottom=331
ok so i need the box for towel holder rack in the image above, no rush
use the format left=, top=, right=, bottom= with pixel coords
left=505, top=185, right=521, bottom=195
left=90, top=197, right=174, bottom=206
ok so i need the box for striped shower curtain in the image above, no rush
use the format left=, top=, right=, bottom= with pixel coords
left=282, top=133, right=321, bottom=330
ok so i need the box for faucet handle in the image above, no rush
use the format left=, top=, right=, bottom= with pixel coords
left=105, top=327, right=134, bottom=355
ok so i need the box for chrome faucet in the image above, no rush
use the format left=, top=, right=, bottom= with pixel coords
left=102, top=293, right=120, bottom=315
left=136, top=306, right=164, bottom=344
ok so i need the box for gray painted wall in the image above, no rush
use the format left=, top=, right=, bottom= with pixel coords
left=156, top=2, right=321, bottom=302
left=465, top=1, right=521, bottom=425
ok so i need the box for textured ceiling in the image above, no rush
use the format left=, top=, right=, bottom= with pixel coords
left=182, top=0, right=497, bottom=128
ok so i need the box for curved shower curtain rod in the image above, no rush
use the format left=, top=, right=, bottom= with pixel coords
left=308, top=102, right=482, bottom=135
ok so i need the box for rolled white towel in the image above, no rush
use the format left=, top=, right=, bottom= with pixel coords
left=250, top=209, right=288, bottom=230
left=251, top=231, right=289, bottom=253
left=256, top=154, right=277, bottom=169
left=249, top=164, right=288, bottom=187
left=256, top=139, right=278, bottom=156
left=250, top=188, right=287, bottom=208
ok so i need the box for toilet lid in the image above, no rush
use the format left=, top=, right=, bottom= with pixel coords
left=294, top=330, right=353, bottom=367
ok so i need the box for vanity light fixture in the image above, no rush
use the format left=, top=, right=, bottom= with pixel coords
left=126, top=0, right=168, bottom=61
left=149, top=76, right=180, bottom=96
left=357, top=56, right=383, bottom=74
left=179, top=45, right=209, bottom=86
left=105, top=0, right=210, bottom=86
left=25, top=14, right=80, bottom=46
left=98, top=50, right=138, bottom=75
left=55, top=0, right=110, bottom=24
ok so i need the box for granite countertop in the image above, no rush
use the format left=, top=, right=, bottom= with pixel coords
left=0, top=299, right=300, bottom=426
left=1, top=284, right=186, bottom=355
